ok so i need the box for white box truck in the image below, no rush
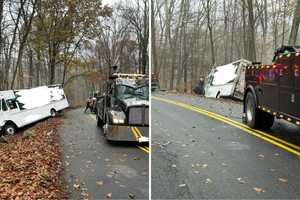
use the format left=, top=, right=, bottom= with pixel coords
left=0, top=85, right=69, bottom=135
left=204, top=59, right=251, bottom=100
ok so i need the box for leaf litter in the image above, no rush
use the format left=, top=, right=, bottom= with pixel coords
left=0, top=117, right=65, bottom=199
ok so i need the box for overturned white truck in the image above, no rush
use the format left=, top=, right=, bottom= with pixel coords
left=204, top=59, right=251, bottom=100
left=0, top=85, right=69, bottom=135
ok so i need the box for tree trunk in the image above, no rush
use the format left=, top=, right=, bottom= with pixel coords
left=247, top=0, right=256, bottom=61
left=289, top=0, right=300, bottom=45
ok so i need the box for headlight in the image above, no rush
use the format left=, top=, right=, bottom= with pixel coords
left=110, top=110, right=126, bottom=124
left=113, top=118, right=125, bottom=124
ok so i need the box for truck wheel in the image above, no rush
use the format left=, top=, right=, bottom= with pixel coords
left=4, top=124, right=17, bottom=135
left=259, top=112, right=274, bottom=129
left=245, top=92, right=260, bottom=128
left=50, top=109, right=57, bottom=117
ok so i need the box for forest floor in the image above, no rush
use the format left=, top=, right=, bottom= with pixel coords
left=0, top=116, right=65, bottom=199
left=0, top=108, right=149, bottom=199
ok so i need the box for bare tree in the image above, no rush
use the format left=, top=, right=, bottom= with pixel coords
left=289, top=0, right=300, bottom=44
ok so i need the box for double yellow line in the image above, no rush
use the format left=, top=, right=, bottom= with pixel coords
left=153, top=96, right=300, bottom=156
left=131, top=127, right=143, bottom=139
left=131, top=127, right=150, bottom=153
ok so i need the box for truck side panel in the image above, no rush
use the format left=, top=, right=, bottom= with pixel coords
left=278, top=55, right=295, bottom=117
left=293, top=54, right=300, bottom=119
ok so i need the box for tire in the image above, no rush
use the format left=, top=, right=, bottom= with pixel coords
left=259, top=111, right=274, bottom=129
left=4, top=124, right=17, bottom=135
left=245, top=92, right=260, bottom=128
left=245, top=92, right=274, bottom=129
left=50, top=109, right=57, bottom=117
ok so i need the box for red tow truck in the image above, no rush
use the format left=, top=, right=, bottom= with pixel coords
left=244, top=46, right=300, bottom=129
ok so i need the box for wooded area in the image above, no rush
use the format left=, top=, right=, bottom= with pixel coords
left=152, top=0, right=300, bottom=92
left=0, top=0, right=148, bottom=106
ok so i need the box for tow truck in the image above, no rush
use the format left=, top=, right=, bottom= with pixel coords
left=244, top=46, right=300, bottom=129
left=95, top=73, right=149, bottom=143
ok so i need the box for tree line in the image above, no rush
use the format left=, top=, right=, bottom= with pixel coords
left=0, top=0, right=148, bottom=99
left=152, top=0, right=300, bottom=92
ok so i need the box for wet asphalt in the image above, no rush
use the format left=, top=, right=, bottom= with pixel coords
left=152, top=92, right=300, bottom=199
left=59, top=108, right=149, bottom=200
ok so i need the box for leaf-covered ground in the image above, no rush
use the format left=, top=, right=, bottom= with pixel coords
left=0, top=117, right=65, bottom=199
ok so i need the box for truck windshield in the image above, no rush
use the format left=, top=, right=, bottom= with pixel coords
left=6, top=99, right=19, bottom=110
left=116, top=85, right=149, bottom=100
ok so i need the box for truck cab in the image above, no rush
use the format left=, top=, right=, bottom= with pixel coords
left=244, top=46, right=300, bottom=129
left=96, top=73, right=149, bottom=142
left=0, top=91, right=22, bottom=134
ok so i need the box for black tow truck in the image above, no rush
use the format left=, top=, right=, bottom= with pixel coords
left=244, top=46, right=300, bottom=129
left=95, top=73, right=149, bottom=142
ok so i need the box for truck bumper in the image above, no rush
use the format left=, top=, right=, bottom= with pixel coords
left=104, top=124, right=149, bottom=143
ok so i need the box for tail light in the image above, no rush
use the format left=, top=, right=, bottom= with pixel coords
left=294, top=64, right=299, bottom=77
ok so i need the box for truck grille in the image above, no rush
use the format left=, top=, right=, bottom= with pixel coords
left=128, top=106, right=149, bottom=125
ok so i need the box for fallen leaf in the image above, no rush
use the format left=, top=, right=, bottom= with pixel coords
left=258, top=154, right=265, bottom=159
left=106, top=192, right=112, bottom=198
left=81, top=192, right=89, bottom=197
left=278, top=177, right=288, bottom=183
left=202, top=164, right=208, bottom=168
left=237, top=177, right=246, bottom=184
left=73, top=184, right=80, bottom=190
left=205, top=178, right=212, bottom=184
left=96, top=181, right=103, bottom=187
left=128, top=193, right=136, bottom=199
left=253, top=187, right=265, bottom=194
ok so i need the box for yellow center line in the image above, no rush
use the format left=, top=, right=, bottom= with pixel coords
left=131, top=127, right=139, bottom=140
left=134, top=127, right=143, bottom=137
left=153, top=96, right=300, bottom=156
left=131, top=127, right=150, bottom=153
left=138, top=145, right=150, bottom=153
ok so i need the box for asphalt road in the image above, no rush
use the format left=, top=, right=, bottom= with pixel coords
left=59, top=108, right=149, bottom=200
left=152, top=93, right=300, bottom=199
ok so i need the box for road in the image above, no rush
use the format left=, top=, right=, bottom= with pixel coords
left=59, top=108, right=149, bottom=200
left=152, top=93, right=300, bottom=199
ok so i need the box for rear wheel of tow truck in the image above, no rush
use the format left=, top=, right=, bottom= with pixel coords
left=4, top=124, right=17, bottom=135
left=245, top=92, right=260, bottom=128
left=50, top=109, right=57, bottom=117
left=259, top=111, right=274, bottom=129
